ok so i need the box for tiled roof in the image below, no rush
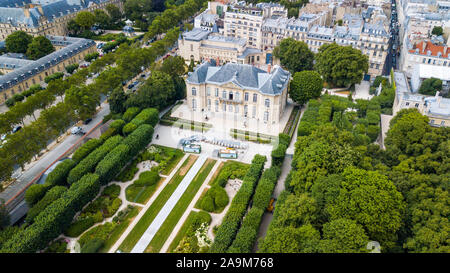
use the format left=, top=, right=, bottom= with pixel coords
left=0, top=36, right=95, bottom=91
left=409, top=41, right=449, bottom=58
left=186, top=62, right=290, bottom=96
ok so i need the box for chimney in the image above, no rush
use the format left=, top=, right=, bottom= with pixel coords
left=267, top=64, right=271, bottom=73
left=435, top=91, right=441, bottom=105
left=422, top=41, right=427, bottom=54
left=216, top=57, right=220, bottom=66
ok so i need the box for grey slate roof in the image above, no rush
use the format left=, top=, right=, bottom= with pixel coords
left=0, top=0, right=110, bottom=27
left=0, top=56, right=35, bottom=70
left=186, top=62, right=290, bottom=96
left=0, top=36, right=95, bottom=91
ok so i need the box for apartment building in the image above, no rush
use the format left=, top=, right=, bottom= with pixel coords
left=185, top=62, right=290, bottom=125
left=401, top=39, right=450, bottom=77
left=0, top=0, right=122, bottom=40
left=178, top=28, right=264, bottom=65
left=0, top=36, right=96, bottom=103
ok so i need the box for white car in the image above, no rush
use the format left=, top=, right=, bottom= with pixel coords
left=71, top=126, right=84, bottom=135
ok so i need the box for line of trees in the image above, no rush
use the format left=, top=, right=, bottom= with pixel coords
left=5, top=31, right=55, bottom=60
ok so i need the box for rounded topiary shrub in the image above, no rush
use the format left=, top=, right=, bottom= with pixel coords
left=213, top=186, right=229, bottom=209
left=200, top=195, right=215, bottom=212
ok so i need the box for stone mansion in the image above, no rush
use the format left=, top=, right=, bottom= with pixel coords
left=185, top=62, right=290, bottom=125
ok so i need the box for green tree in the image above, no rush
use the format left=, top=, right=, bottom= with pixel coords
left=318, top=218, right=369, bottom=253
left=431, top=26, right=443, bottom=36
left=315, top=43, right=369, bottom=87
left=159, top=55, right=186, bottom=76
left=106, top=4, right=122, bottom=23
left=109, top=86, right=128, bottom=113
left=289, top=70, right=323, bottom=105
left=259, top=224, right=321, bottom=253
left=326, top=167, right=405, bottom=247
left=273, top=38, right=314, bottom=73
left=418, top=78, right=442, bottom=96
left=26, top=36, right=55, bottom=60
left=75, top=11, right=96, bottom=30
left=5, top=31, right=33, bottom=54
left=93, top=9, right=111, bottom=29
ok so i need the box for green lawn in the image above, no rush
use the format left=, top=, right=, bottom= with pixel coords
left=117, top=155, right=198, bottom=252
left=125, top=177, right=165, bottom=204
left=167, top=211, right=199, bottom=253
left=99, top=206, right=141, bottom=253
left=144, top=159, right=217, bottom=253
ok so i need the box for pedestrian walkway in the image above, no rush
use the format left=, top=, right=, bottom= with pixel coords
left=160, top=159, right=222, bottom=253
left=130, top=154, right=208, bottom=253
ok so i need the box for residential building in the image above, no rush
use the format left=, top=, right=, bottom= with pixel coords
left=0, top=36, right=96, bottom=103
left=393, top=71, right=450, bottom=127
left=0, top=0, right=123, bottom=40
left=185, top=62, right=290, bottom=125
left=411, top=63, right=449, bottom=92
left=401, top=39, right=450, bottom=76
left=178, top=28, right=264, bottom=65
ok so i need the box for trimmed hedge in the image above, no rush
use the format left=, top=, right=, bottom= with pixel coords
left=271, top=143, right=287, bottom=167
left=252, top=166, right=281, bottom=211
left=227, top=207, right=264, bottom=253
left=72, top=139, right=103, bottom=163
left=1, top=173, right=100, bottom=253
left=67, top=135, right=123, bottom=185
left=228, top=166, right=281, bottom=253
left=25, top=186, right=67, bottom=224
left=199, top=185, right=229, bottom=213
left=130, top=108, right=159, bottom=127
left=24, top=184, right=49, bottom=206
left=209, top=155, right=266, bottom=253
left=110, top=119, right=126, bottom=132
left=45, top=159, right=76, bottom=186
left=95, top=124, right=154, bottom=185
left=65, top=63, right=79, bottom=74
left=44, top=72, right=64, bottom=83
left=122, top=122, right=137, bottom=136
left=95, top=144, right=130, bottom=185
left=122, top=107, right=140, bottom=122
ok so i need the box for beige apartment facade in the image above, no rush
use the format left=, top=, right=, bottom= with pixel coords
left=186, top=62, right=290, bottom=125
left=178, top=28, right=265, bottom=66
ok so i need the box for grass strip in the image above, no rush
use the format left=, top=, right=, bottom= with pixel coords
left=117, top=155, right=197, bottom=252
left=167, top=211, right=199, bottom=253
left=144, top=159, right=217, bottom=253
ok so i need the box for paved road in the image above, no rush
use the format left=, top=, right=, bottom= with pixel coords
left=131, top=154, right=208, bottom=253
left=1, top=102, right=110, bottom=224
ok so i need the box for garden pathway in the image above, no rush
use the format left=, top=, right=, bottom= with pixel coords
left=108, top=153, right=190, bottom=253
left=160, top=159, right=222, bottom=253
left=130, top=154, right=208, bottom=253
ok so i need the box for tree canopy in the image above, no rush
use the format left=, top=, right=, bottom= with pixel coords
left=5, top=31, right=33, bottom=54
left=289, top=70, right=323, bottom=105
left=315, top=43, right=369, bottom=87
left=273, top=38, right=314, bottom=73
left=418, top=78, right=442, bottom=96
left=26, top=36, right=55, bottom=60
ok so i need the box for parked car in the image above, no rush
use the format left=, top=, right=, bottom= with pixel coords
left=83, top=118, right=92, bottom=125
left=71, top=126, right=84, bottom=135
left=12, top=126, right=22, bottom=133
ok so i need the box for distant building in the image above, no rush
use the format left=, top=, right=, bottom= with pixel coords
left=411, top=63, right=449, bottom=92
left=0, top=35, right=96, bottom=103
left=178, top=28, right=264, bottom=65
left=0, top=0, right=123, bottom=40
left=393, top=71, right=450, bottom=127
left=185, top=62, right=290, bottom=124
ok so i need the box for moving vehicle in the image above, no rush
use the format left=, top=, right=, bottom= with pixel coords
left=12, top=126, right=22, bottom=133
left=71, top=126, right=85, bottom=135
left=267, top=198, right=277, bottom=213
left=83, top=118, right=92, bottom=125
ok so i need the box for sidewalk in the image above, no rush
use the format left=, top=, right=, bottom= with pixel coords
left=160, top=159, right=222, bottom=253
left=131, top=154, right=208, bottom=253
